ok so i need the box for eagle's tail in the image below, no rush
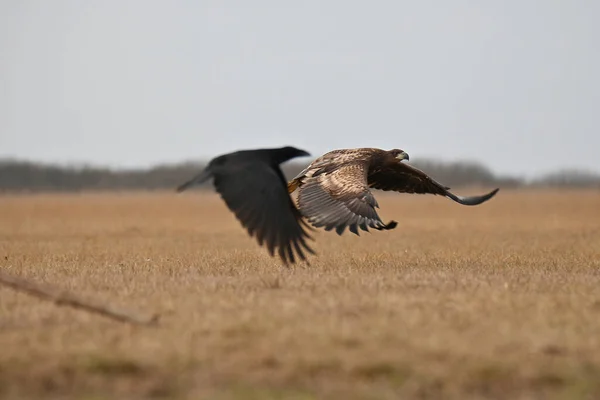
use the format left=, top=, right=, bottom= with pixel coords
left=372, top=220, right=398, bottom=231
left=287, top=179, right=300, bottom=194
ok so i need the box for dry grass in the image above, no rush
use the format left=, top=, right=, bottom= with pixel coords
left=1, top=189, right=600, bottom=400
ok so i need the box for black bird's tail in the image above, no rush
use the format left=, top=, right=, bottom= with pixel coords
left=176, top=168, right=212, bottom=192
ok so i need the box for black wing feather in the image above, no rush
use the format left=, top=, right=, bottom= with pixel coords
left=210, top=161, right=315, bottom=264
left=369, top=162, right=499, bottom=206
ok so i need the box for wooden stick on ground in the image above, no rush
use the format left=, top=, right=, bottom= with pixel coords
left=0, top=270, right=159, bottom=326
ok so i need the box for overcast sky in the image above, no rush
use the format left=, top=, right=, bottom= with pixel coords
left=1, top=1, right=598, bottom=178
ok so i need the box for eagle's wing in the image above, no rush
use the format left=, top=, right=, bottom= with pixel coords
left=368, top=162, right=499, bottom=206
left=296, top=162, right=397, bottom=236
left=209, top=161, right=315, bottom=264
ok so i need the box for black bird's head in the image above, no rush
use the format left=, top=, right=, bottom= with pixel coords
left=388, top=148, right=410, bottom=162
left=274, top=146, right=311, bottom=163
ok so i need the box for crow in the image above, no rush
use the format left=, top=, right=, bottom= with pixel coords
left=177, top=146, right=315, bottom=264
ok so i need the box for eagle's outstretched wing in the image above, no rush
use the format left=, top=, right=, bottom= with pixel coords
left=296, top=162, right=397, bottom=236
left=368, top=162, right=499, bottom=206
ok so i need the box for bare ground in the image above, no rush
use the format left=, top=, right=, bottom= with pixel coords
left=1, top=189, right=600, bottom=399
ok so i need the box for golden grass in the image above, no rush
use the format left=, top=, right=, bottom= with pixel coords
left=1, top=189, right=600, bottom=399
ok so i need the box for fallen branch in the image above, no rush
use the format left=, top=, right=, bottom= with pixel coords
left=0, top=270, right=159, bottom=326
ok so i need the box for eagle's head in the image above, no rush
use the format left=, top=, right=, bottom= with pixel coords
left=388, top=149, right=410, bottom=161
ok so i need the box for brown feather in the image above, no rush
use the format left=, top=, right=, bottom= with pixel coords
left=293, top=148, right=398, bottom=235
left=368, top=161, right=449, bottom=195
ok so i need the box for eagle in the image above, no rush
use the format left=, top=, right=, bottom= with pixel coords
left=287, top=148, right=499, bottom=236
left=176, top=146, right=315, bottom=265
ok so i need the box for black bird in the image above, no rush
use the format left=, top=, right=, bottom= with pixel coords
left=176, top=146, right=315, bottom=265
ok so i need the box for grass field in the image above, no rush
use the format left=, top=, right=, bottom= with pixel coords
left=1, top=189, right=600, bottom=399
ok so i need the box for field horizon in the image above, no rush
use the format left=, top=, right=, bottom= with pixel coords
left=1, top=188, right=600, bottom=399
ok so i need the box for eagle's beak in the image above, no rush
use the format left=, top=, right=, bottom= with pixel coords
left=397, top=151, right=409, bottom=161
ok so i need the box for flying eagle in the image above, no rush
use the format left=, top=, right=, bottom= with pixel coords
left=176, top=146, right=315, bottom=264
left=287, top=148, right=499, bottom=236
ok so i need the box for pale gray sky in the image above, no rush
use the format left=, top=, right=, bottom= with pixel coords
left=1, top=1, right=598, bottom=178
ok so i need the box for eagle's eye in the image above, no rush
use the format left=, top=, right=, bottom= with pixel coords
left=394, top=150, right=409, bottom=161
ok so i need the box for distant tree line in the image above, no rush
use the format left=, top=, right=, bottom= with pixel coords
left=0, top=158, right=598, bottom=193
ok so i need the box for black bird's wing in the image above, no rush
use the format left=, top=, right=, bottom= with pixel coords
left=210, top=160, right=315, bottom=264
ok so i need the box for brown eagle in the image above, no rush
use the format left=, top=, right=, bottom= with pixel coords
left=287, top=148, right=499, bottom=236
left=176, top=146, right=315, bottom=264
